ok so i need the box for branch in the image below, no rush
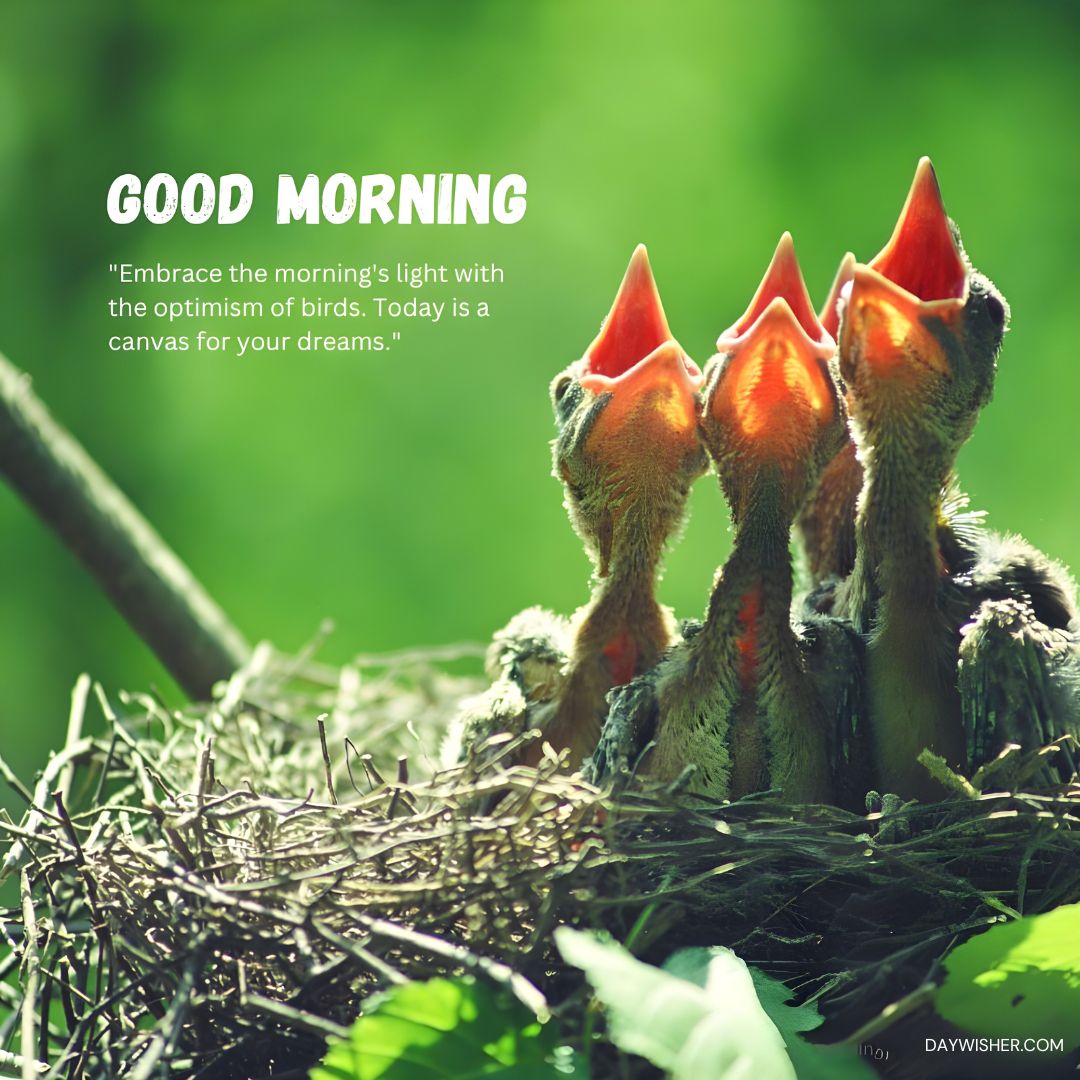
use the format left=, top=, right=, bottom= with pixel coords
left=0, top=352, right=251, bottom=699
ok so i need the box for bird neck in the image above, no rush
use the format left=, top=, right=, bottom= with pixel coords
left=845, top=433, right=946, bottom=630
left=699, top=477, right=796, bottom=682
left=574, top=530, right=669, bottom=685
left=796, top=441, right=862, bottom=581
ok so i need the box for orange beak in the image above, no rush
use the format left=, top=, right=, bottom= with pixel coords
left=583, top=244, right=674, bottom=380
left=718, top=232, right=825, bottom=346
left=819, top=252, right=856, bottom=341
left=709, top=234, right=837, bottom=450
left=583, top=339, right=704, bottom=467
left=841, top=158, right=968, bottom=379
left=580, top=245, right=704, bottom=460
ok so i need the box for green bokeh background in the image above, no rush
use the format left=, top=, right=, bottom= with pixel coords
left=1, top=2, right=1078, bottom=801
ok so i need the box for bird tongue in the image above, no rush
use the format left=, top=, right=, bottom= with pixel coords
left=868, top=157, right=966, bottom=303
left=585, top=244, right=673, bottom=378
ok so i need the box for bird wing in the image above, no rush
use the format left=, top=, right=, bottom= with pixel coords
left=584, top=673, right=660, bottom=791
left=799, top=613, right=871, bottom=812
left=963, top=532, right=1078, bottom=632
left=443, top=606, right=571, bottom=767
left=958, top=597, right=1079, bottom=787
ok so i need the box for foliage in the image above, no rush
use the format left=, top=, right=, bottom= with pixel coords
left=556, top=930, right=873, bottom=1080
left=935, top=902, right=1080, bottom=1048
left=744, top=966, right=874, bottom=1080
left=311, top=977, right=581, bottom=1080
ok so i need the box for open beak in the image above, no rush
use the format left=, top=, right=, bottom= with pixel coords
left=583, top=339, right=704, bottom=461
left=583, top=244, right=675, bottom=380
left=580, top=245, right=704, bottom=457
left=718, top=232, right=824, bottom=346
left=841, top=158, right=968, bottom=380
left=819, top=252, right=856, bottom=341
left=708, top=234, right=837, bottom=450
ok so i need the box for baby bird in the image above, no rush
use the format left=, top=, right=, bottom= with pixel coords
left=590, top=234, right=852, bottom=804
left=835, top=157, right=1078, bottom=798
left=449, top=246, right=706, bottom=770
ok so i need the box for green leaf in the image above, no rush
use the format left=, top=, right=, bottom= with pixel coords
left=749, top=967, right=875, bottom=1080
left=310, top=976, right=583, bottom=1080
left=936, top=902, right=1080, bottom=1049
left=555, top=929, right=795, bottom=1080
left=664, top=947, right=873, bottom=1080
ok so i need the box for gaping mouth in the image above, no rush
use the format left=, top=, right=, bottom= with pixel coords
left=710, top=233, right=837, bottom=441
left=819, top=252, right=856, bottom=340
left=867, top=156, right=967, bottom=305
left=842, top=158, right=968, bottom=378
left=718, top=232, right=824, bottom=346
left=580, top=244, right=703, bottom=396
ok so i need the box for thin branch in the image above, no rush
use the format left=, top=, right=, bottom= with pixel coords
left=0, top=352, right=250, bottom=698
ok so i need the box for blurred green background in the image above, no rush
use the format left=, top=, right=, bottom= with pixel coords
left=1, top=1, right=1078, bottom=801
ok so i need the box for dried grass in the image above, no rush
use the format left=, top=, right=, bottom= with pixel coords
left=1, top=643, right=1077, bottom=1078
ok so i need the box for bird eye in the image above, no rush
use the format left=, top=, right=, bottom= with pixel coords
left=553, top=375, right=573, bottom=403
left=985, top=294, right=1006, bottom=329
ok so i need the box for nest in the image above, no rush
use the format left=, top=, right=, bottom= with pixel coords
left=1, top=643, right=1078, bottom=1079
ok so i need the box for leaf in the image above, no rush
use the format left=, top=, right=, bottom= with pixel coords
left=555, top=928, right=794, bottom=1080
left=936, top=902, right=1080, bottom=1049
left=666, top=947, right=873, bottom=1080
left=310, top=976, right=583, bottom=1080
left=749, top=967, right=875, bottom=1080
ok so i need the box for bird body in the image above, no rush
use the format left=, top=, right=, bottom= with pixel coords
left=591, top=235, right=859, bottom=805
left=443, top=605, right=570, bottom=767
left=456, top=157, right=1078, bottom=802
left=834, top=157, right=1078, bottom=798
left=451, top=246, right=705, bottom=770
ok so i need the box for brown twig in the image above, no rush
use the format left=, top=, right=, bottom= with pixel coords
left=0, top=351, right=250, bottom=699
left=317, top=717, right=337, bottom=806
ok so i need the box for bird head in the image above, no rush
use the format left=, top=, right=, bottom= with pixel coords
left=701, top=233, right=844, bottom=524
left=837, top=158, right=1008, bottom=491
left=552, top=245, right=707, bottom=577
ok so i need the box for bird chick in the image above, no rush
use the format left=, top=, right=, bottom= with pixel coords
left=443, top=605, right=571, bottom=768
left=449, top=246, right=706, bottom=771
left=835, top=157, right=1078, bottom=798
left=591, top=234, right=851, bottom=803
left=542, top=245, right=708, bottom=767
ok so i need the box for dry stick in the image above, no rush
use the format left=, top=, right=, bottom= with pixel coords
left=317, top=718, right=337, bottom=806
left=20, top=872, right=41, bottom=1080
left=0, top=352, right=250, bottom=699
left=57, top=675, right=91, bottom=805
left=1, top=737, right=94, bottom=884
left=354, top=915, right=549, bottom=1019
left=241, top=993, right=350, bottom=1041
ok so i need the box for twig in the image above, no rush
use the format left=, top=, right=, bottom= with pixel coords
left=20, top=872, right=41, bottom=1080
left=58, top=675, right=91, bottom=804
left=241, top=993, right=350, bottom=1040
left=354, top=915, right=549, bottom=1020
left=841, top=982, right=936, bottom=1046
left=1, top=737, right=93, bottom=883
left=0, top=753, right=34, bottom=806
left=0, top=1049, right=47, bottom=1076
left=317, top=718, right=337, bottom=806
left=0, top=351, right=250, bottom=699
